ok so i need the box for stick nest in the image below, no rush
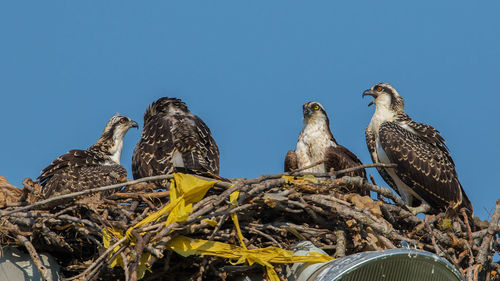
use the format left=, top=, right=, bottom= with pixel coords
left=0, top=170, right=499, bottom=281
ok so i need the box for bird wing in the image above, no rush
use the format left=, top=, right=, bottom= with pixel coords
left=399, top=114, right=453, bottom=163
left=171, top=115, right=219, bottom=175
left=378, top=121, right=470, bottom=211
left=41, top=164, right=127, bottom=198
left=325, top=145, right=366, bottom=178
left=284, top=150, right=298, bottom=172
left=132, top=115, right=176, bottom=179
left=325, top=145, right=368, bottom=195
left=132, top=114, right=220, bottom=179
left=190, top=115, right=220, bottom=175
left=38, top=149, right=108, bottom=186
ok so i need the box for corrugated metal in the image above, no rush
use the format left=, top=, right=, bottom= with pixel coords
left=312, top=248, right=464, bottom=281
left=338, top=257, right=459, bottom=281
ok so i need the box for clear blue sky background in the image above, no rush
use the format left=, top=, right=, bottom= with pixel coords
left=0, top=1, right=498, bottom=221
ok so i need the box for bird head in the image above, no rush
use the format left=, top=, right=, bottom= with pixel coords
left=103, top=114, right=139, bottom=141
left=302, top=101, right=327, bottom=120
left=91, top=114, right=138, bottom=163
left=301, top=101, right=337, bottom=142
left=145, top=97, right=189, bottom=122
left=362, top=83, right=404, bottom=113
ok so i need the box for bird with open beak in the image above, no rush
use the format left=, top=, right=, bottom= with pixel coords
left=363, top=83, right=472, bottom=217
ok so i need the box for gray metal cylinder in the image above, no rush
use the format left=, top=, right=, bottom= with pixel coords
left=288, top=242, right=464, bottom=281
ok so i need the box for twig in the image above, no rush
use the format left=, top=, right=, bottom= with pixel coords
left=1, top=174, right=231, bottom=217
left=477, top=199, right=500, bottom=265
left=20, top=235, right=53, bottom=281
left=288, top=160, right=327, bottom=174
left=64, top=237, right=127, bottom=281
left=121, top=252, right=130, bottom=281
left=240, top=163, right=396, bottom=185
left=331, top=163, right=397, bottom=177
left=339, top=176, right=407, bottom=208
left=209, top=214, right=228, bottom=240
left=334, top=230, right=346, bottom=257
left=461, top=207, right=473, bottom=246
left=4, top=220, right=53, bottom=281
left=112, top=191, right=170, bottom=199
left=245, top=226, right=282, bottom=247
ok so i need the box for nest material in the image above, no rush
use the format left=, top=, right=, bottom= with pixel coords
left=0, top=166, right=499, bottom=281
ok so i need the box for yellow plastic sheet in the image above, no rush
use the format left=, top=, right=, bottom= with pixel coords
left=166, top=235, right=333, bottom=281
left=229, top=189, right=248, bottom=249
left=102, top=228, right=125, bottom=268
left=104, top=173, right=219, bottom=279
left=125, top=173, right=219, bottom=239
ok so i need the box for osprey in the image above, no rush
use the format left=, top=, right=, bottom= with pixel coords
left=284, top=102, right=368, bottom=195
left=132, top=97, right=220, bottom=183
left=363, top=83, right=472, bottom=215
left=37, top=115, right=138, bottom=198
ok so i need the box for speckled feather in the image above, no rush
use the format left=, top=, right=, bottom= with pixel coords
left=37, top=115, right=135, bottom=199
left=325, top=145, right=367, bottom=179
left=378, top=115, right=472, bottom=213
left=284, top=150, right=298, bottom=172
left=132, top=98, right=219, bottom=184
left=39, top=158, right=126, bottom=198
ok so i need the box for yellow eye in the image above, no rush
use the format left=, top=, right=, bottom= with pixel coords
left=376, top=86, right=382, bottom=92
left=314, top=105, right=319, bottom=110
left=120, top=118, right=127, bottom=124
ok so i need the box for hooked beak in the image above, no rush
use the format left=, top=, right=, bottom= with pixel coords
left=362, top=89, right=379, bottom=107
left=129, top=120, right=139, bottom=129
left=303, top=107, right=313, bottom=117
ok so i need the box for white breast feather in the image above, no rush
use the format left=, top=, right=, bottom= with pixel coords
left=367, top=96, right=395, bottom=134
left=108, top=140, right=123, bottom=164
left=295, top=117, right=336, bottom=173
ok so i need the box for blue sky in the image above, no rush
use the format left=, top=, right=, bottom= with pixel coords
left=0, top=1, right=499, bottom=221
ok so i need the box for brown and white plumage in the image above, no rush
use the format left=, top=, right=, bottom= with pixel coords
left=285, top=102, right=367, bottom=195
left=132, top=97, right=219, bottom=183
left=37, top=115, right=138, bottom=198
left=363, top=83, right=472, bottom=215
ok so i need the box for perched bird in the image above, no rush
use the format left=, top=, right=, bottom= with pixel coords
left=285, top=102, right=368, bottom=195
left=37, top=115, right=138, bottom=198
left=363, top=83, right=472, bottom=215
left=132, top=97, right=220, bottom=183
